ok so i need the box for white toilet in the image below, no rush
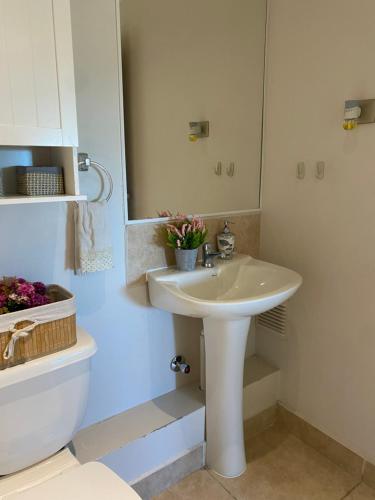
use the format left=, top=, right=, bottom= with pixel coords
left=0, top=328, right=140, bottom=499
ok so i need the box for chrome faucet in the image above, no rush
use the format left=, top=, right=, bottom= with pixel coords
left=202, top=243, right=222, bottom=268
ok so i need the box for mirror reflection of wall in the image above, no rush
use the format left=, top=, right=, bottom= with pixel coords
left=120, top=0, right=267, bottom=220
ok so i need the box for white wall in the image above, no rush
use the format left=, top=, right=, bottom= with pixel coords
left=121, top=0, right=266, bottom=219
left=260, top=0, right=375, bottom=462
left=0, top=0, right=201, bottom=429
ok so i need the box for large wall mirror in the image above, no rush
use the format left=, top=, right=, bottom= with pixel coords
left=120, top=0, right=267, bottom=221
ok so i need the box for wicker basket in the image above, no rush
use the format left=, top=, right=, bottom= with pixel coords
left=0, top=285, right=76, bottom=370
left=16, top=166, right=65, bottom=196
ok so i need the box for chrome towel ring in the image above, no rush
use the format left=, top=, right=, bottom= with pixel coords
left=78, top=152, right=113, bottom=203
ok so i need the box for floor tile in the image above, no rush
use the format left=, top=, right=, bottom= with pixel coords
left=209, top=427, right=358, bottom=500
left=363, top=462, right=375, bottom=490
left=277, top=405, right=363, bottom=478
left=152, top=469, right=233, bottom=500
left=346, top=483, right=375, bottom=499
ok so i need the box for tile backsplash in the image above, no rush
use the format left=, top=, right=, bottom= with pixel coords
left=126, top=213, right=260, bottom=285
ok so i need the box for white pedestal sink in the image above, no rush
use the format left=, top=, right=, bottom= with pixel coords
left=147, top=254, right=302, bottom=477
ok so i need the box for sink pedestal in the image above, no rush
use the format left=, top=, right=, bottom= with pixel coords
left=203, top=316, right=251, bottom=478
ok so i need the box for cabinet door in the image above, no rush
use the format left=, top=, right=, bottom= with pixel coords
left=0, top=0, right=78, bottom=147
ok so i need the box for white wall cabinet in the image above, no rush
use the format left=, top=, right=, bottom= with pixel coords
left=0, top=0, right=78, bottom=147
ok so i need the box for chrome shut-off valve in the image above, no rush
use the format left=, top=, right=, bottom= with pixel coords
left=170, top=355, right=191, bottom=374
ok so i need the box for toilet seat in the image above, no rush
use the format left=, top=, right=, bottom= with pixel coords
left=4, top=462, right=141, bottom=500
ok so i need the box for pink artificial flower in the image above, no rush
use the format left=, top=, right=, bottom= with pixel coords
left=162, top=212, right=206, bottom=251
left=167, top=225, right=183, bottom=239
left=8, top=293, right=28, bottom=304
left=191, top=216, right=205, bottom=232
left=17, top=282, right=35, bottom=296
left=31, top=294, right=49, bottom=307
left=33, top=282, right=46, bottom=295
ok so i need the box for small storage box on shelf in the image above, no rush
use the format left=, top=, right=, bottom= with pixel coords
left=16, top=166, right=65, bottom=196
left=0, top=285, right=77, bottom=370
left=0, top=146, right=87, bottom=206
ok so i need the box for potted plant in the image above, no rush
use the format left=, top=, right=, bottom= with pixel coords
left=163, top=214, right=207, bottom=271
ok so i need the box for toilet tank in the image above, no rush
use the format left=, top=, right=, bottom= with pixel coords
left=0, top=328, right=97, bottom=475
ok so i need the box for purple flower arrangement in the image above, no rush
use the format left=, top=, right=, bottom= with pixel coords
left=0, top=277, right=50, bottom=315
left=163, top=213, right=207, bottom=250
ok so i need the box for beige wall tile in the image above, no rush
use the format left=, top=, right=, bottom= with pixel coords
left=204, top=214, right=260, bottom=257
left=126, top=213, right=260, bottom=285
left=277, top=405, right=364, bottom=479
left=134, top=446, right=204, bottom=500
left=126, top=223, right=175, bottom=285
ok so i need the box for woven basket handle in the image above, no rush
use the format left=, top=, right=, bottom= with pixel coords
left=3, top=320, right=40, bottom=361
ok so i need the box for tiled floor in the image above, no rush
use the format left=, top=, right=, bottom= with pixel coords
left=154, top=426, right=375, bottom=500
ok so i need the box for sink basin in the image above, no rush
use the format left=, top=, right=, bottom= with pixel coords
left=148, top=254, right=301, bottom=320
left=147, top=254, right=302, bottom=478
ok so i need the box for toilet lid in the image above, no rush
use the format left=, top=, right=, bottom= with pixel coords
left=4, top=462, right=141, bottom=500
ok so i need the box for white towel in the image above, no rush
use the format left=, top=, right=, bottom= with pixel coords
left=74, top=201, right=113, bottom=274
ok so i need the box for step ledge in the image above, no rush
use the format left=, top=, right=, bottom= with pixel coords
left=72, top=383, right=204, bottom=464
left=72, top=355, right=279, bottom=464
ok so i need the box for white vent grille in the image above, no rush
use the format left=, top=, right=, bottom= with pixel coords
left=257, top=303, right=287, bottom=335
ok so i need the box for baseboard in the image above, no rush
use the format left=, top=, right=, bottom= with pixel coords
left=363, top=462, right=375, bottom=490
left=132, top=445, right=204, bottom=500
left=244, top=404, right=277, bottom=441
left=277, top=403, right=375, bottom=487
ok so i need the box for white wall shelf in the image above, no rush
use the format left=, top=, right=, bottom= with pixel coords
left=0, top=194, right=86, bottom=206
left=0, top=146, right=85, bottom=206
left=0, top=1, right=83, bottom=207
